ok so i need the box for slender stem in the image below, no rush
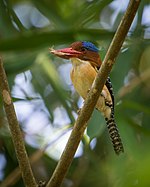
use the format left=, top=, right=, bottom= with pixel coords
left=118, top=68, right=150, bottom=98
left=0, top=57, right=37, bottom=187
left=0, top=149, right=44, bottom=187
left=0, top=127, right=70, bottom=187
left=46, top=0, right=141, bottom=187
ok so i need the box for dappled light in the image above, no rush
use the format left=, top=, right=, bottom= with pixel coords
left=0, top=0, right=150, bottom=187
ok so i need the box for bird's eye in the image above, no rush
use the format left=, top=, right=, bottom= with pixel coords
left=81, top=47, right=86, bottom=52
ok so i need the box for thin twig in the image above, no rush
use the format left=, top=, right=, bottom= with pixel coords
left=46, top=0, right=141, bottom=187
left=0, top=57, right=37, bottom=187
left=0, top=149, right=44, bottom=187
left=118, top=68, right=150, bottom=98
left=0, top=127, right=71, bottom=187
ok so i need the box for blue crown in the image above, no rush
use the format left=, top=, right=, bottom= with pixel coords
left=82, top=41, right=99, bottom=52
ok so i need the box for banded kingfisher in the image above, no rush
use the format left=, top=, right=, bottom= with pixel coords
left=50, top=41, right=124, bottom=155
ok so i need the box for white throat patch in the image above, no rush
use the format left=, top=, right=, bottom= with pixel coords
left=71, top=58, right=90, bottom=66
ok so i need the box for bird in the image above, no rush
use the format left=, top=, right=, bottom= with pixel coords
left=50, top=41, right=124, bottom=155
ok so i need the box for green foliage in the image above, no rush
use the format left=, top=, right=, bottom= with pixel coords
left=0, top=0, right=150, bottom=186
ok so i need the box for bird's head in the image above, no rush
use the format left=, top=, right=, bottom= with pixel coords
left=50, top=41, right=102, bottom=68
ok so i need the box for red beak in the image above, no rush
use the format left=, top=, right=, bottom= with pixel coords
left=49, top=47, right=82, bottom=59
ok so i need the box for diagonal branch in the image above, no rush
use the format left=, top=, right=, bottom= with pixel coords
left=46, top=0, right=141, bottom=187
left=117, top=68, right=150, bottom=98
left=0, top=127, right=70, bottom=187
left=0, top=57, right=37, bottom=187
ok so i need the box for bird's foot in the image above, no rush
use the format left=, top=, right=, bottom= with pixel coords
left=77, top=108, right=81, bottom=115
left=87, top=89, right=90, bottom=94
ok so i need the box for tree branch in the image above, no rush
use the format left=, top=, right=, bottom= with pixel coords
left=46, top=0, right=141, bottom=186
left=0, top=127, right=70, bottom=187
left=118, top=68, right=150, bottom=98
left=0, top=57, right=37, bottom=187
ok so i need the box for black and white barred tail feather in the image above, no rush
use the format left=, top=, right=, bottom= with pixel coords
left=105, top=77, right=124, bottom=155
left=105, top=77, right=114, bottom=109
left=105, top=115, right=124, bottom=155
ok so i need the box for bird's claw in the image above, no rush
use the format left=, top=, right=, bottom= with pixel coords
left=77, top=108, right=81, bottom=114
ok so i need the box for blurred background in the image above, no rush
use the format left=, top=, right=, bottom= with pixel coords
left=0, top=0, right=150, bottom=186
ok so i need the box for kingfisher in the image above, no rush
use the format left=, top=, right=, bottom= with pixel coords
left=50, top=41, right=124, bottom=155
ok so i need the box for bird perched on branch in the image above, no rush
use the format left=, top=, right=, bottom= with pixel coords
left=50, top=41, right=124, bottom=155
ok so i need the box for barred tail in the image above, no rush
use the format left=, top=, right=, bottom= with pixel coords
left=104, top=77, right=124, bottom=155
left=105, top=116, right=124, bottom=155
